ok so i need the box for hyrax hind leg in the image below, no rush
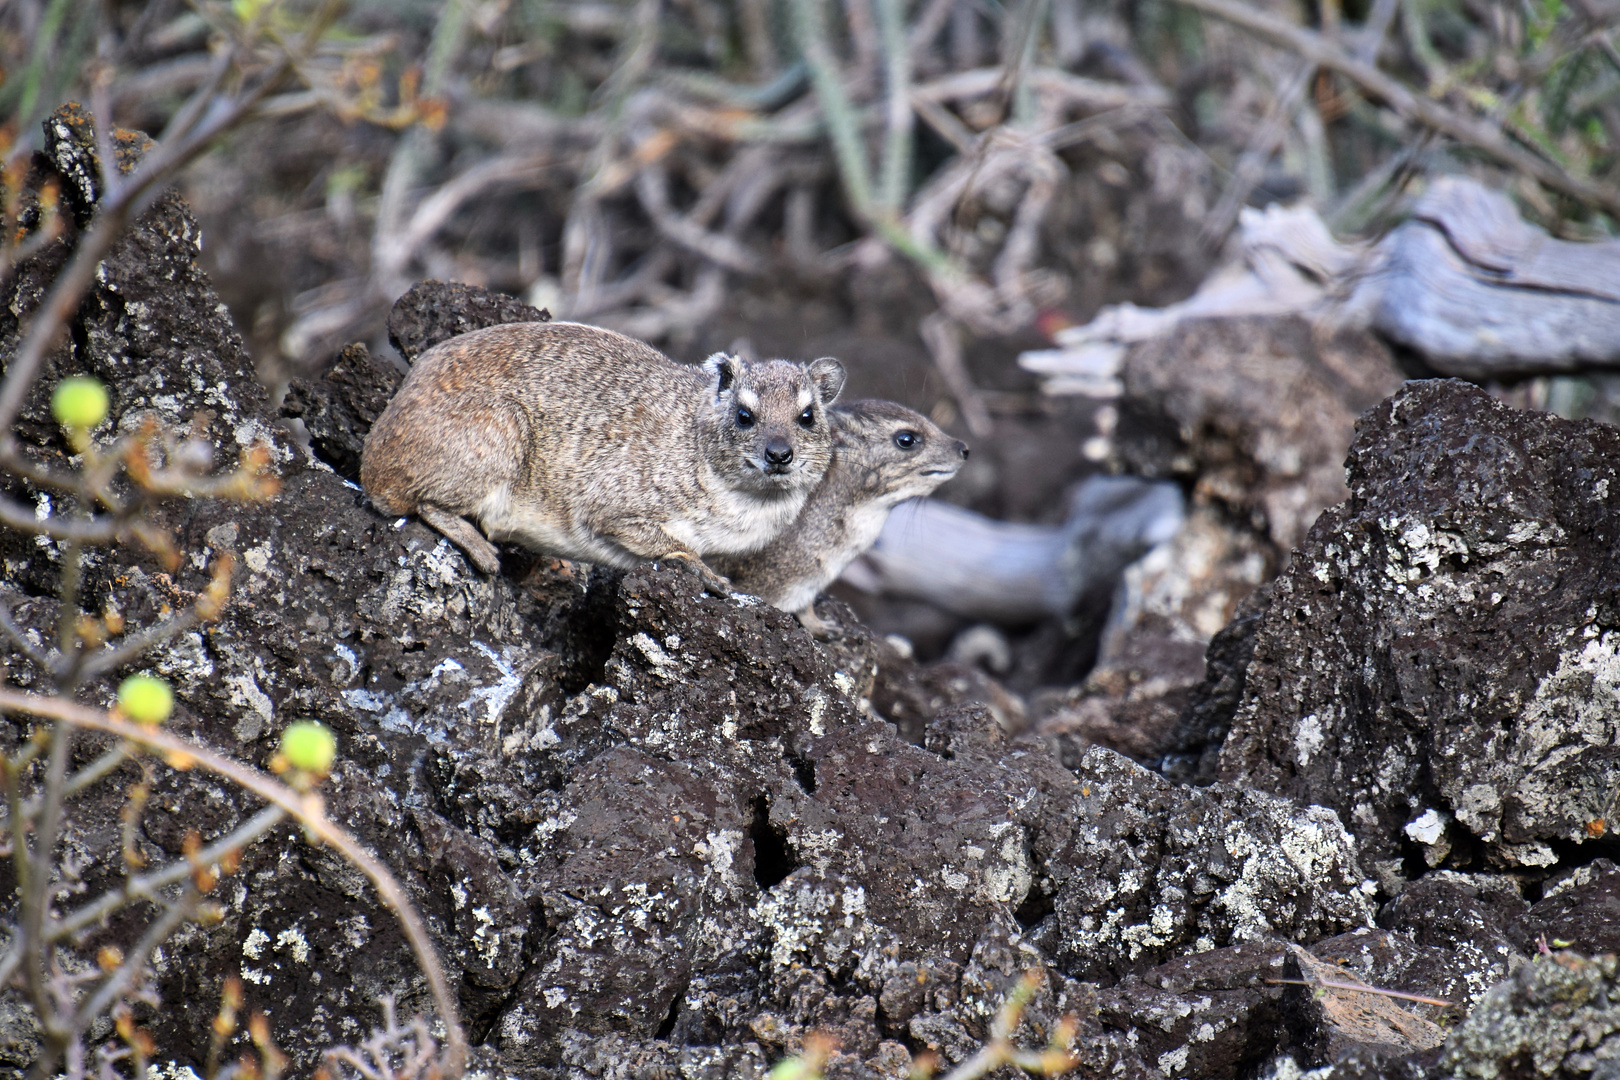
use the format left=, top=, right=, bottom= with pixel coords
left=418, top=503, right=503, bottom=575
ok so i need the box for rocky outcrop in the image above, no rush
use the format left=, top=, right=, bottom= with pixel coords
left=10, top=106, right=1620, bottom=1080
left=1214, top=379, right=1620, bottom=877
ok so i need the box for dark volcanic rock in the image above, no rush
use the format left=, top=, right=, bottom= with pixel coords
left=1437, top=953, right=1620, bottom=1080
left=1216, top=379, right=1620, bottom=876
left=1376, top=873, right=1529, bottom=1006
left=281, top=342, right=402, bottom=481
left=1043, top=746, right=1373, bottom=985
left=15, top=107, right=1598, bottom=1080
left=386, top=279, right=549, bottom=362
left=1509, top=861, right=1620, bottom=959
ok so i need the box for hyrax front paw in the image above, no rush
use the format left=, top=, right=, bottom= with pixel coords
left=658, top=550, right=736, bottom=595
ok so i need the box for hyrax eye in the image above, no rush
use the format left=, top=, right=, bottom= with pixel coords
left=894, top=430, right=918, bottom=450
left=736, top=407, right=755, bottom=428
left=797, top=407, right=816, bottom=429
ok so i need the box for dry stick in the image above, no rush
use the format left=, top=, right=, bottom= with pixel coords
left=1265, top=978, right=1452, bottom=1007
left=906, top=0, right=960, bottom=63
left=997, top=0, right=1050, bottom=127
left=921, top=312, right=993, bottom=437
left=394, top=150, right=552, bottom=272
left=560, top=0, right=661, bottom=306
left=1172, top=0, right=1620, bottom=219
left=738, top=0, right=778, bottom=75
left=0, top=744, right=131, bottom=840
left=0, top=690, right=469, bottom=1075
left=634, top=167, right=767, bottom=273
left=372, top=0, right=473, bottom=298
left=70, top=894, right=195, bottom=1034
left=1201, top=60, right=1315, bottom=250
left=52, top=805, right=290, bottom=941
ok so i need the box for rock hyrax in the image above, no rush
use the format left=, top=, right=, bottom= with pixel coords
left=712, top=399, right=967, bottom=633
left=360, top=321, right=846, bottom=584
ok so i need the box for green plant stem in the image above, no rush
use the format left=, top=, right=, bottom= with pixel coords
left=789, top=0, right=876, bottom=213
left=875, top=0, right=913, bottom=212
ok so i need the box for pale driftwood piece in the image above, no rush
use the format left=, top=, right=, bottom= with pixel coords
left=840, top=476, right=1183, bottom=624
left=1360, top=221, right=1620, bottom=378
left=1022, top=177, right=1620, bottom=387
left=1412, top=176, right=1620, bottom=300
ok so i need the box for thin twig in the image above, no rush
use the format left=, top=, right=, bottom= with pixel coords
left=70, top=893, right=194, bottom=1032
left=921, top=312, right=993, bottom=437
left=1201, top=60, right=1315, bottom=250
left=0, top=7, right=331, bottom=449
left=78, top=609, right=203, bottom=680
left=50, top=805, right=288, bottom=943
left=0, top=689, right=468, bottom=1075
left=1266, top=978, right=1453, bottom=1007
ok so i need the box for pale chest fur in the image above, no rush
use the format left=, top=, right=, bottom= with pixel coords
left=838, top=499, right=899, bottom=562
left=665, top=475, right=806, bottom=557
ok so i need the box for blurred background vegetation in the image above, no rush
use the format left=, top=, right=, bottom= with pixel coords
left=3, top=0, right=1618, bottom=423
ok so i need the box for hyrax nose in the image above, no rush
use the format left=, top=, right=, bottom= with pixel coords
left=956, top=441, right=970, bottom=459
left=765, top=438, right=794, bottom=466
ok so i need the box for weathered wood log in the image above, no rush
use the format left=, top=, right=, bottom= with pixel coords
left=839, top=475, right=1183, bottom=624
left=1355, top=180, right=1620, bottom=377
left=1022, top=176, right=1620, bottom=387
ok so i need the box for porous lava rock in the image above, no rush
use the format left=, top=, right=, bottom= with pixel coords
left=1215, top=379, right=1620, bottom=876
left=1040, top=746, right=1374, bottom=984
left=11, top=105, right=1613, bottom=1080
left=1436, top=953, right=1620, bottom=1080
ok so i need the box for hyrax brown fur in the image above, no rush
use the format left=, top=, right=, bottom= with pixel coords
left=711, top=399, right=967, bottom=634
left=360, top=321, right=846, bottom=584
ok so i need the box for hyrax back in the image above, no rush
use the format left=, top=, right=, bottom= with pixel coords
left=712, top=399, right=967, bottom=629
left=360, top=320, right=846, bottom=578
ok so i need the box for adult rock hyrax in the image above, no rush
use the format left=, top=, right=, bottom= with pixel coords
left=711, top=399, right=967, bottom=634
left=360, top=320, right=846, bottom=585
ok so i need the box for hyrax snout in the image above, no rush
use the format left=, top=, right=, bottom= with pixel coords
left=712, top=398, right=968, bottom=632
left=359, top=320, right=846, bottom=582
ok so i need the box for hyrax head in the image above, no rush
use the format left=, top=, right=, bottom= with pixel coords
left=701, top=353, right=846, bottom=494
left=834, top=399, right=969, bottom=504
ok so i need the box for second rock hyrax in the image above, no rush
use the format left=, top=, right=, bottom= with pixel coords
left=711, top=399, right=967, bottom=634
left=360, top=321, right=846, bottom=585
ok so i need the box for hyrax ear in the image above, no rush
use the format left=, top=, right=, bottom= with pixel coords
left=808, top=357, right=846, bottom=406
left=703, top=353, right=738, bottom=394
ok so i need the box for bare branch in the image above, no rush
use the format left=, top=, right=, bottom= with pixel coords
left=0, top=689, right=468, bottom=1075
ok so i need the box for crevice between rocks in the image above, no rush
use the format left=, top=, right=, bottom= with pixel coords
left=749, top=794, right=799, bottom=891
